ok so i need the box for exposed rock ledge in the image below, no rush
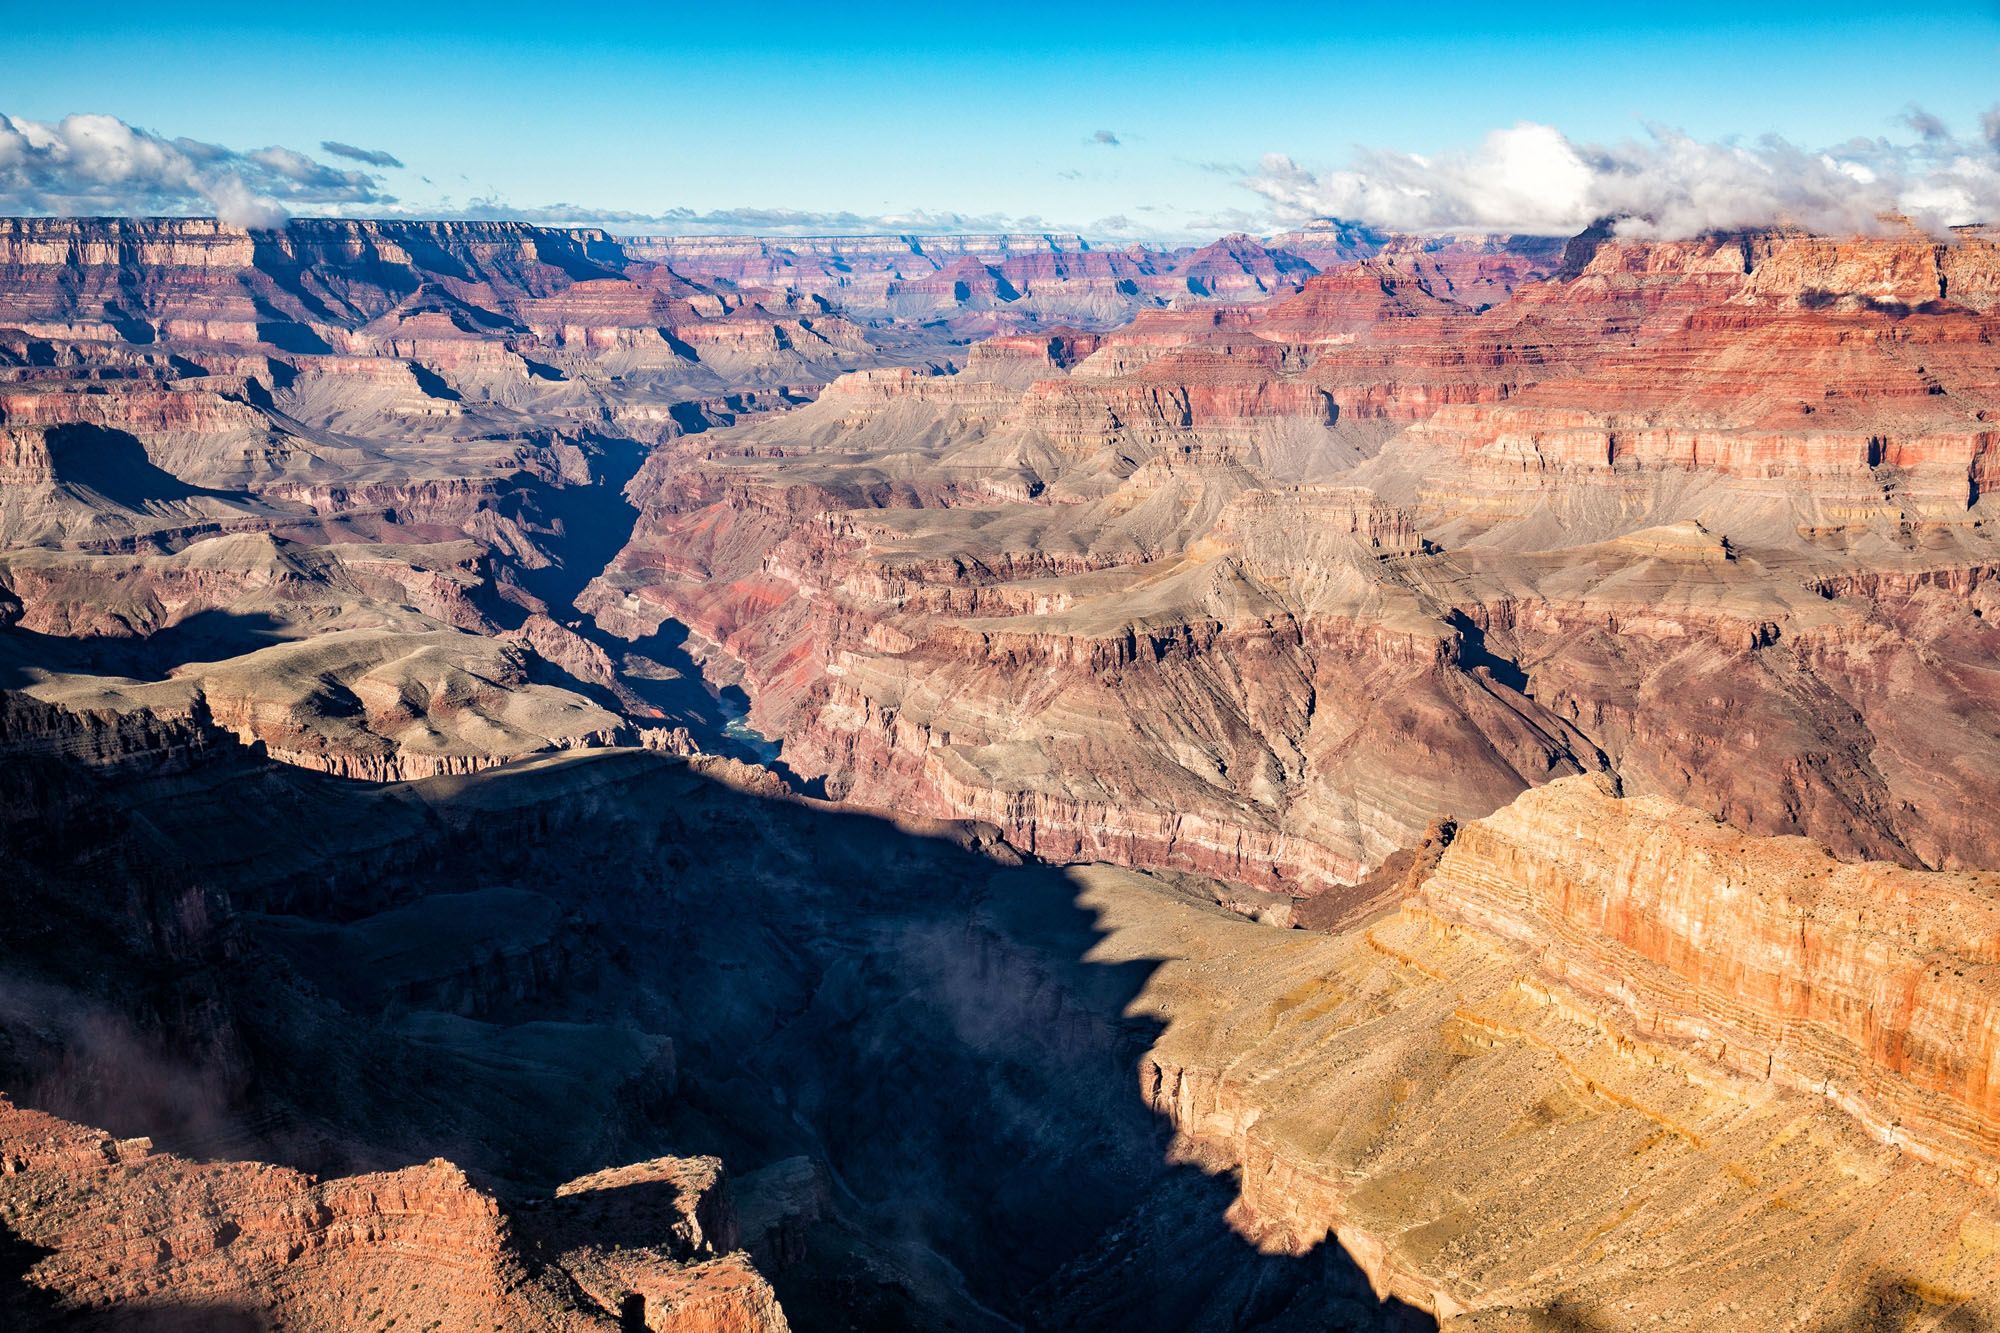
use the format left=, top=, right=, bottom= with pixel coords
left=1083, top=775, right=2000, bottom=1327
left=1412, top=774, right=2000, bottom=1188
left=0, top=1094, right=788, bottom=1331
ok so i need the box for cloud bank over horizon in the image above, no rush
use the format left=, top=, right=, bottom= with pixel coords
left=0, top=112, right=394, bottom=227
left=5, top=107, right=2000, bottom=243
left=1247, top=114, right=2000, bottom=238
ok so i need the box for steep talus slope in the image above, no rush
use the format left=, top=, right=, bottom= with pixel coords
left=1105, top=778, right=2000, bottom=1327
left=1409, top=776, right=2000, bottom=1182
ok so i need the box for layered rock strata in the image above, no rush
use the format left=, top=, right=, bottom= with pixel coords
left=1093, top=776, right=2000, bottom=1327
left=593, top=227, right=2000, bottom=892
left=0, top=217, right=958, bottom=775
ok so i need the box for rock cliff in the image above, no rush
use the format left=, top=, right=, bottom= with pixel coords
left=0, top=216, right=956, bottom=776
left=0, top=1095, right=787, bottom=1331
left=9, top=683, right=2000, bottom=1328
left=1097, top=776, right=2000, bottom=1327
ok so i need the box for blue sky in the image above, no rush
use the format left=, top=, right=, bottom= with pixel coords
left=4, top=1, right=1999, bottom=237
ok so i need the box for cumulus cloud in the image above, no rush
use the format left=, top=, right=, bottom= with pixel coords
left=320, top=140, right=404, bottom=169
left=0, top=111, right=394, bottom=226
left=1091, top=130, right=1121, bottom=147
left=1246, top=113, right=2000, bottom=239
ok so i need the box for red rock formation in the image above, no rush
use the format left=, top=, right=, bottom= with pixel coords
left=0, top=1095, right=789, bottom=1331
left=0, top=215, right=964, bottom=777
left=626, top=229, right=1339, bottom=329
left=13, top=215, right=2000, bottom=1329
left=1085, top=798, right=2000, bottom=1326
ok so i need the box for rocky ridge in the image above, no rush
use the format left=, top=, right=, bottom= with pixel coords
left=0, top=1094, right=786, bottom=1331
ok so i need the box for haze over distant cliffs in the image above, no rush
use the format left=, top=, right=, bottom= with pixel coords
left=4, top=209, right=2000, bottom=1331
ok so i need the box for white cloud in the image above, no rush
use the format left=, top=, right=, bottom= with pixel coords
left=0, top=111, right=394, bottom=226
left=0, top=111, right=1204, bottom=242
left=201, top=174, right=289, bottom=229
left=1246, top=112, right=2000, bottom=238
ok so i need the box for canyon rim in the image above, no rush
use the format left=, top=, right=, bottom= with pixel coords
left=6, top=5, right=2000, bottom=1330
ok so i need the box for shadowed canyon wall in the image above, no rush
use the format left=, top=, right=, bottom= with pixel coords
left=9, top=693, right=2000, bottom=1327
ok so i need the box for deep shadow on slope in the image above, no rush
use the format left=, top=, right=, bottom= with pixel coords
left=4, top=1224, right=270, bottom=1330
left=43, top=424, right=249, bottom=512
left=509, top=434, right=650, bottom=619
left=0, top=708, right=1429, bottom=1331
left=0, top=1222, right=61, bottom=1326
left=0, top=610, right=291, bottom=688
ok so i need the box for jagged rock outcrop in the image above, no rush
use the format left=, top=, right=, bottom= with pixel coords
left=527, top=1157, right=791, bottom=1333
left=0, top=1095, right=787, bottom=1331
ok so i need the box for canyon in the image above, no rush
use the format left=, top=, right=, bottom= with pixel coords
left=3, top=214, right=2000, bottom=1329
left=597, top=223, right=2000, bottom=899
